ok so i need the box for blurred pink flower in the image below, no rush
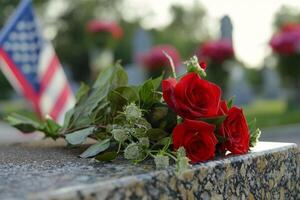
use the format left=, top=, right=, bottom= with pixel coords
left=270, top=23, right=300, bottom=55
left=86, top=20, right=123, bottom=39
left=197, top=39, right=234, bottom=63
left=139, top=45, right=181, bottom=71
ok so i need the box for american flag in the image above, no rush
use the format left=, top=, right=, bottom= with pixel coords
left=0, top=0, right=75, bottom=124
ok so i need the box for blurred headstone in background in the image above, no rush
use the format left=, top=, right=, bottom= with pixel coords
left=227, top=63, right=254, bottom=105
left=126, top=28, right=151, bottom=85
left=220, top=15, right=233, bottom=42
left=89, top=48, right=114, bottom=80
left=133, top=28, right=153, bottom=56
left=262, top=66, right=281, bottom=99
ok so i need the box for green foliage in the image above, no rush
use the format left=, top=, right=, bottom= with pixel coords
left=273, top=7, right=300, bottom=105
left=6, top=113, right=61, bottom=139
left=80, top=139, right=110, bottom=158
left=65, top=127, right=95, bottom=145
left=42, top=118, right=61, bottom=139
left=95, top=151, right=118, bottom=161
left=6, top=113, right=41, bottom=133
left=146, top=128, right=169, bottom=141
left=274, top=6, right=300, bottom=29
left=227, top=96, right=235, bottom=109
left=145, top=103, right=177, bottom=133
left=152, top=3, right=209, bottom=59
left=139, top=76, right=163, bottom=109
left=64, top=62, right=128, bottom=132
left=248, top=119, right=261, bottom=147
left=185, top=56, right=206, bottom=78
left=199, top=115, right=227, bottom=129
left=245, top=99, right=300, bottom=128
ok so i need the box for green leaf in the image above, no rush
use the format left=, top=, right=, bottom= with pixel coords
left=115, top=86, right=139, bottom=103
left=95, top=151, right=118, bottom=161
left=151, top=75, right=163, bottom=90
left=200, top=115, right=227, bottom=128
left=61, top=108, right=74, bottom=132
left=41, top=118, right=61, bottom=139
left=215, top=134, right=227, bottom=143
left=227, top=96, right=236, bottom=109
left=248, top=118, right=261, bottom=147
left=145, top=103, right=177, bottom=133
left=65, top=127, right=95, bottom=145
left=139, top=79, right=154, bottom=105
left=108, top=90, right=127, bottom=114
left=108, top=86, right=139, bottom=114
left=139, top=76, right=162, bottom=109
left=147, top=128, right=169, bottom=141
left=76, top=83, right=90, bottom=102
left=159, top=136, right=172, bottom=146
left=80, top=139, right=110, bottom=158
left=6, top=113, right=41, bottom=133
left=66, top=63, right=128, bottom=130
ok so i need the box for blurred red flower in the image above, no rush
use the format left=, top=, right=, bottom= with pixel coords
left=86, top=20, right=123, bottom=39
left=270, top=23, right=300, bottom=55
left=196, top=39, right=234, bottom=63
left=139, top=45, right=181, bottom=71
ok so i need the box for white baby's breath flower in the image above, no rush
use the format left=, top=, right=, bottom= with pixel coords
left=112, top=129, right=128, bottom=143
left=154, top=155, right=169, bottom=169
left=124, top=103, right=142, bottom=121
left=124, top=143, right=144, bottom=160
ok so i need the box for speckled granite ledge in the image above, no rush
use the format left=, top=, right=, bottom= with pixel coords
left=0, top=140, right=299, bottom=200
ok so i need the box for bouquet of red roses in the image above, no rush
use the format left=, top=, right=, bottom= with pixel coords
left=7, top=56, right=260, bottom=172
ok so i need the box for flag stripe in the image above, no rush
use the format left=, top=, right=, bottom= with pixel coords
left=39, top=55, right=59, bottom=94
left=39, top=67, right=67, bottom=114
left=0, top=48, right=41, bottom=115
left=50, top=84, right=70, bottom=120
left=37, top=44, right=53, bottom=78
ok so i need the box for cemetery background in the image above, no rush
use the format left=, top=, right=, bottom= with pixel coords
left=0, top=0, right=300, bottom=145
left=0, top=1, right=299, bottom=199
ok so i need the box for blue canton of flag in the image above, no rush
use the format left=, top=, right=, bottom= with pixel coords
left=0, top=0, right=75, bottom=123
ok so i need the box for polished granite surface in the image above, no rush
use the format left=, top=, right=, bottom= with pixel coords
left=0, top=140, right=299, bottom=200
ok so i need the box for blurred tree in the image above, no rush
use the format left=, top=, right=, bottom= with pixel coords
left=52, top=0, right=121, bottom=83
left=152, top=3, right=209, bottom=59
left=1, top=0, right=209, bottom=86
left=246, top=68, right=263, bottom=94
left=272, top=6, right=300, bottom=107
left=274, top=6, right=300, bottom=29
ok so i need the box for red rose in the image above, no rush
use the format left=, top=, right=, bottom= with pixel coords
left=173, top=119, right=217, bottom=163
left=162, top=72, right=221, bottom=119
left=220, top=106, right=250, bottom=154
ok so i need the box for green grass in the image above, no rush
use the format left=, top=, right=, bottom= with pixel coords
left=245, top=99, right=300, bottom=128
